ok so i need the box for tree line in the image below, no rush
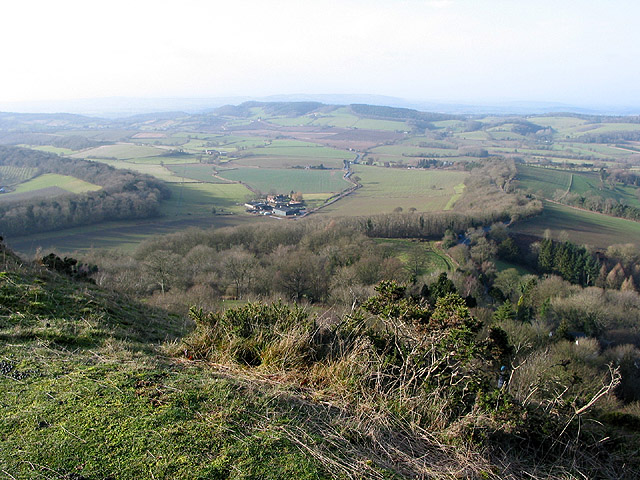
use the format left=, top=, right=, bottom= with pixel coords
left=0, top=146, right=171, bottom=237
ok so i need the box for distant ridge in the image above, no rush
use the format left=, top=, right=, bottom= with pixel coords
left=2, top=95, right=640, bottom=117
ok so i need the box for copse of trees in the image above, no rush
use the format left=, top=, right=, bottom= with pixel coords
left=0, top=146, right=171, bottom=237
left=536, top=238, right=601, bottom=286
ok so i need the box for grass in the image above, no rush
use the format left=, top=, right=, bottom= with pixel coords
left=245, top=142, right=352, bottom=160
left=444, top=183, right=466, bottom=210
left=120, top=155, right=197, bottom=165
left=218, top=168, right=350, bottom=194
left=90, top=159, right=200, bottom=183
left=511, top=201, right=640, bottom=249
left=320, top=166, right=468, bottom=216
left=166, top=163, right=231, bottom=183
left=20, top=145, right=76, bottom=155
left=374, top=238, right=454, bottom=274
left=6, top=215, right=264, bottom=255
left=516, top=165, right=572, bottom=198
left=231, top=155, right=346, bottom=169
left=11, top=173, right=101, bottom=195
left=72, top=144, right=167, bottom=160
left=307, top=107, right=360, bottom=128
left=162, top=182, right=251, bottom=216
left=517, top=165, right=640, bottom=207
left=352, top=118, right=408, bottom=131
left=0, top=261, right=328, bottom=480
left=369, top=145, right=459, bottom=156
left=494, top=259, right=535, bottom=276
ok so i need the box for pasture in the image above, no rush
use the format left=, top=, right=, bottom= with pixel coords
left=21, top=145, right=76, bottom=155
left=166, top=164, right=230, bottom=183
left=511, top=201, right=640, bottom=249
left=6, top=214, right=265, bottom=255
left=369, top=145, right=460, bottom=156
left=516, top=165, right=572, bottom=198
left=352, top=118, right=409, bottom=131
left=217, top=167, right=350, bottom=194
left=244, top=141, right=353, bottom=160
left=373, top=238, right=454, bottom=274
left=231, top=155, right=346, bottom=169
left=11, top=174, right=101, bottom=195
left=71, top=143, right=166, bottom=160
left=162, top=182, right=251, bottom=216
left=88, top=159, right=199, bottom=183
left=517, top=165, right=640, bottom=207
left=320, top=166, right=468, bottom=216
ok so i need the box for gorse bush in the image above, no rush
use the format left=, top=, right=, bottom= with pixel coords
left=182, top=282, right=514, bottom=429
left=185, top=301, right=316, bottom=368
left=178, top=280, right=639, bottom=478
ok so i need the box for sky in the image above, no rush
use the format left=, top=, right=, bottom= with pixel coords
left=2, top=0, right=640, bottom=109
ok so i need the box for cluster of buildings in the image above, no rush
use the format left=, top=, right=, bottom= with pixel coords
left=244, top=194, right=306, bottom=217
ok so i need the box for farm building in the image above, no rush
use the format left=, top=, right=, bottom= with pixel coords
left=273, top=206, right=301, bottom=217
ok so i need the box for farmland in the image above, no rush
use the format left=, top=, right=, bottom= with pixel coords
left=71, top=144, right=166, bottom=160
left=517, top=165, right=640, bottom=207
left=511, top=201, right=640, bottom=249
left=0, top=165, right=38, bottom=186
left=166, top=164, right=230, bottom=183
left=320, top=166, right=468, bottom=216
left=94, top=159, right=201, bottom=183
left=4, top=100, right=640, bottom=255
left=7, top=173, right=101, bottom=196
left=218, top=167, right=350, bottom=194
left=162, top=182, right=251, bottom=216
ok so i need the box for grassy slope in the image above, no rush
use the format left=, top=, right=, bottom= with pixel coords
left=4, top=248, right=501, bottom=480
left=516, top=165, right=572, bottom=198
left=0, top=252, right=331, bottom=480
left=373, top=238, right=454, bottom=274
left=2, top=173, right=102, bottom=201
left=511, top=201, right=640, bottom=248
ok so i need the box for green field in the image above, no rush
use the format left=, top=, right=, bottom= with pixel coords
left=0, top=166, right=38, bottom=186
left=453, top=131, right=491, bottom=141
left=512, top=201, right=640, bottom=248
left=516, top=165, right=573, bottom=198
left=7, top=214, right=263, bottom=255
left=517, top=165, right=640, bottom=207
left=352, top=118, right=409, bottom=131
left=166, top=164, right=230, bottom=183
left=320, top=166, right=468, bottom=216
left=231, top=155, right=346, bottom=169
left=307, top=107, right=360, bottom=128
left=245, top=142, right=352, bottom=159
left=11, top=174, right=101, bottom=195
left=370, top=145, right=460, bottom=156
left=21, top=145, right=76, bottom=155
left=87, top=159, right=199, bottom=183
left=162, top=182, right=251, bottom=216
left=72, top=144, right=167, bottom=160
left=267, top=116, right=315, bottom=127
left=218, top=168, right=350, bottom=194
left=374, top=238, right=454, bottom=274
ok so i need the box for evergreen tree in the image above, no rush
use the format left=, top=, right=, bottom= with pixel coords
left=538, top=238, right=554, bottom=272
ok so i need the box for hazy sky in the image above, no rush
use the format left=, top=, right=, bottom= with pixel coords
left=2, top=0, right=639, bottom=106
